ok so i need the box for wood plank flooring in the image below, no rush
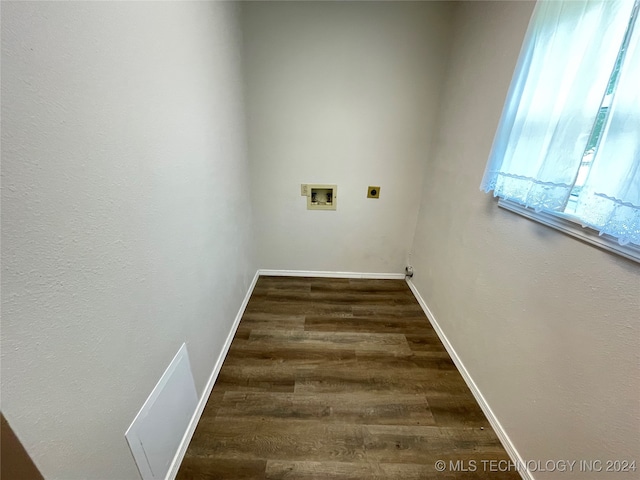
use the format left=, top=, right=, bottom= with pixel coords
left=176, top=277, right=520, bottom=480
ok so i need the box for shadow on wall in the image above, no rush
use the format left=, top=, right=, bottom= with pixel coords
left=1, top=413, right=44, bottom=480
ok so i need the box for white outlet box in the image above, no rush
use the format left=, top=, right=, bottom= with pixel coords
left=306, top=184, right=337, bottom=210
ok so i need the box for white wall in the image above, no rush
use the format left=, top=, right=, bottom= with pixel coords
left=243, top=1, right=453, bottom=274
left=410, top=2, right=640, bottom=478
left=1, top=2, right=255, bottom=479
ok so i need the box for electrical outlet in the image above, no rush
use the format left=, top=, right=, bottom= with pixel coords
left=301, top=184, right=309, bottom=196
left=367, top=186, right=380, bottom=198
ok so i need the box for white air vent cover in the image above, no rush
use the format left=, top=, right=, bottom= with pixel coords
left=125, top=343, right=198, bottom=480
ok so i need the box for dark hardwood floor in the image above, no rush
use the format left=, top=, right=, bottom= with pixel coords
left=177, top=277, right=521, bottom=480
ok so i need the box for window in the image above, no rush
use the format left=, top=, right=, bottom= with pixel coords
left=481, top=0, right=640, bottom=260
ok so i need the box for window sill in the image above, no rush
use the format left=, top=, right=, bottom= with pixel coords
left=497, top=199, right=640, bottom=264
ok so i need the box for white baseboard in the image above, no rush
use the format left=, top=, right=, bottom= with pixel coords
left=258, top=269, right=406, bottom=280
left=405, top=279, right=533, bottom=480
left=165, top=270, right=260, bottom=480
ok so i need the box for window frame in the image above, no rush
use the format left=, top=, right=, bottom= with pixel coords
left=498, top=198, right=640, bottom=264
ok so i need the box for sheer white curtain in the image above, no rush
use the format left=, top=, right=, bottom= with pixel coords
left=481, top=0, right=635, bottom=211
left=574, top=13, right=640, bottom=246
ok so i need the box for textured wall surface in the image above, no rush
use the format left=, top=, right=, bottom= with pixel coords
left=243, top=1, right=453, bottom=273
left=1, top=2, right=255, bottom=478
left=410, top=2, right=640, bottom=478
